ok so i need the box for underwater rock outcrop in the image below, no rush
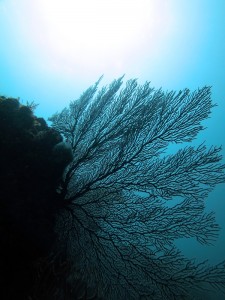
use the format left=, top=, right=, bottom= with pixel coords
left=0, top=96, right=71, bottom=299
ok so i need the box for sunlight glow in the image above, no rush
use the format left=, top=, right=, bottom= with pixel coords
left=1, top=0, right=208, bottom=85
left=35, top=0, right=174, bottom=75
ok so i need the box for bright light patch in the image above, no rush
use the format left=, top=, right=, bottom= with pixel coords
left=34, top=0, right=173, bottom=75
left=1, top=0, right=207, bottom=85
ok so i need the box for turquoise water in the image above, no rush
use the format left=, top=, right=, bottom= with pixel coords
left=0, top=1, right=225, bottom=298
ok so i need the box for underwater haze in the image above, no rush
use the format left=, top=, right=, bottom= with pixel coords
left=0, top=0, right=225, bottom=298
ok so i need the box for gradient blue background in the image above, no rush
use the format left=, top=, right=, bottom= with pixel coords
left=0, top=0, right=224, bottom=278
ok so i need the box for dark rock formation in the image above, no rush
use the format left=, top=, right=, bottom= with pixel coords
left=0, top=96, right=71, bottom=299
